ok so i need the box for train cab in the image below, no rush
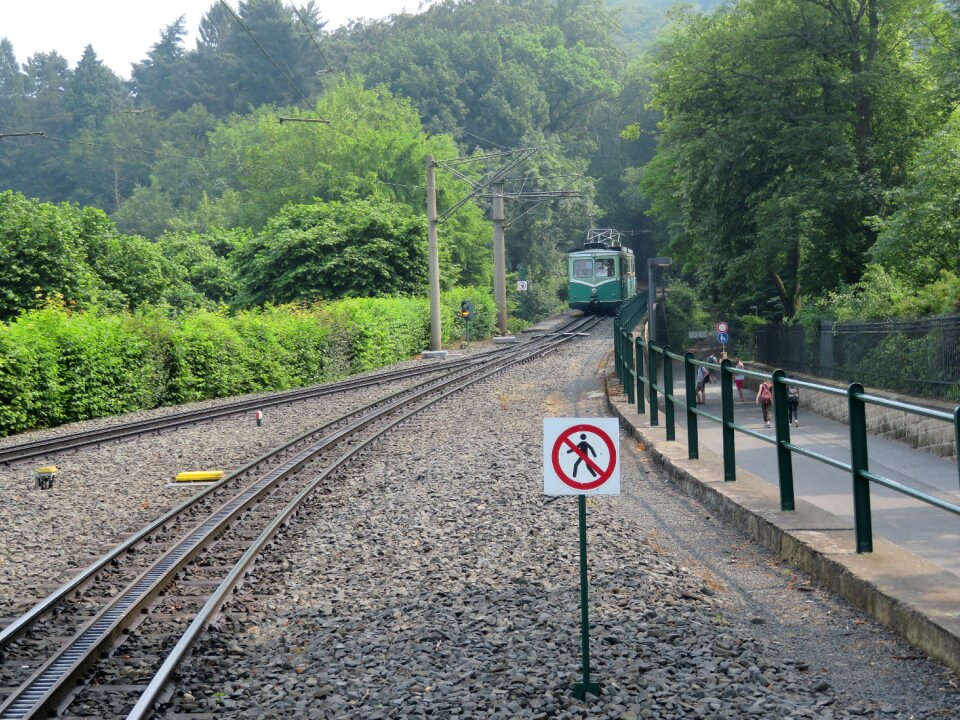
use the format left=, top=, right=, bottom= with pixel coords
left=567, top=229, right=636, bottom=313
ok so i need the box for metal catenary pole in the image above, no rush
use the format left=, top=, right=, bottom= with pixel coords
left=425, top=155, right=442, bottom=351
left=491, top=181, right=508, bottom=336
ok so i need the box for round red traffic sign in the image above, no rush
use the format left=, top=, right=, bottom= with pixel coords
left=551, top=423, right=617, bottom=491
left=717, top=321, right=728, bottom=333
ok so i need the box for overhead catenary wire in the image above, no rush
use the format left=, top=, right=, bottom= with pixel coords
left=0, top=121, right=428, bottom=196
left=288, top=3, right=336, bottom=75
left=217, top=0, right=363, bottom=149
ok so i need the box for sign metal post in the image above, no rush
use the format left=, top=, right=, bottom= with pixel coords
left=543, top=417, right=620, bottom=701
left=574, top=492, right=599, bottom=700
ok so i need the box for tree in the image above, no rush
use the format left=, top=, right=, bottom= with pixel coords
left=231, top=197, right=429, bottom=306
left=637, top=0, right=954, bottom=318
left=869, top=110, right=960, bottom=284
left=0, top=191, right=99, bottom=319
left=68, top=46, right=128, bottom=130
left=130, top=17, right=205, bottom=114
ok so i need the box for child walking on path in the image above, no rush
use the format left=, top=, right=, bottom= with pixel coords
left=756, top=380, right=773, bottom=428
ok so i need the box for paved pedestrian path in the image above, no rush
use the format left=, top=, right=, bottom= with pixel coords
left=689, top=382, right=960, bottom=578
left=608, top=369, right=960, bottom=677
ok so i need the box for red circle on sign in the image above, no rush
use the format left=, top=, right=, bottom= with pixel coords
left=717, top=321, right=728, bottom=333
left=551, top=423, right=617, bottom=491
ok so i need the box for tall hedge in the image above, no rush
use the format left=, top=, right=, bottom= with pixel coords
left=0, top=288, right=496, bottom=436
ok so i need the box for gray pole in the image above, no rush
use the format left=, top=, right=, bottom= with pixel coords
left=425, top=155, right=442, bottom=351
left=492, top=181, right=508, bottom=336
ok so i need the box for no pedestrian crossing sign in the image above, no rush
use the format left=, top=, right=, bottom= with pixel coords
left=543, top=418, right=620, bottom=495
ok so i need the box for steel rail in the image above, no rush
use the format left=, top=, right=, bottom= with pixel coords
left=127, top=316, right=600, bottom=718
left=0, top=357, right=508, bottom=718
left=0, top=352, right=505, bottom=466
left=0, top=349, right=525, bottom=647
left=0, top=321, right=596, bottom=718
left=0, top=325, right=587, bottom=648
left=0, top=352, right=502, bottom=649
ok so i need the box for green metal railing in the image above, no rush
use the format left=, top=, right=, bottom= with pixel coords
left=613, top=294, right=647, bottom=408
left=615, top=328, right=960, bottom=554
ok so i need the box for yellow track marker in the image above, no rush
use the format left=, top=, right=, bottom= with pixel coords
left=175, top=470, right=225, bottom=483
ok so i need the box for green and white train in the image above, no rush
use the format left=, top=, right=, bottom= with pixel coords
left=567, top=229, right=637, bottom=313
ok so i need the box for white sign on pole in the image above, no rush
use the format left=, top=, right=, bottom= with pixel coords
left=543, top=418, right=620, bottom=495
left=517, top=280, right=528, bottom=292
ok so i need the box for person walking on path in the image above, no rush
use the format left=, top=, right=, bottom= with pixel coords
left=756, top=380, right=773, bottom=428
left=734, top=357, right=745, bottom=401
left=696, top=364, right=709, bottom=404
left=787, top=379, right=800, bottom=427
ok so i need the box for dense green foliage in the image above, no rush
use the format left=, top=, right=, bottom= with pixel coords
left=0, top=289, right=495, bottom=436
left=232, top=198, right=429, bottom=306
left=633, top=0, right=960, bottom=321
left=0, top=190, right=211, bottom=319
left=3, top=0, right=960, bottom=394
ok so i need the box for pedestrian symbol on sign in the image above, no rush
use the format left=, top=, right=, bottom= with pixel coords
left=544, top=418, right=620, bottom=495
left=568, top=434, right=597, bottom=478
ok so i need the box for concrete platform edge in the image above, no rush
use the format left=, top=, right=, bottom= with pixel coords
left=603, top=376, right=960, bottom=676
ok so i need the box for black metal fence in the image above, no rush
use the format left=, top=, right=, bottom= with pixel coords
left=756, top=315, right=960, bottom=401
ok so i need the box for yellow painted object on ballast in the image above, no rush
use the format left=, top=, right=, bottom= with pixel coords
left=175, top=470, right=225, bottom=483
left=36, top=465, right=58, bottom=475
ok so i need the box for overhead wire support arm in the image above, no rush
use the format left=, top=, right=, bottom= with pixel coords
left=0, top=131, right=44, bottom=140
left=436, top=147, right=540, bottom=222
left=433, top=147, right=537, bottom=169
left=504, top=175, right=584, bottom=229
left=278, top=117, right=331, bottom=124
left=485, top=191, right=581, bottom=200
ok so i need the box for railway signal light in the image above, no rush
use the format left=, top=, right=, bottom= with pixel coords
left=460, top=301, right=473, bottom=319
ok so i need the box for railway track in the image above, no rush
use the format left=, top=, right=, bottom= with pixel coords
left=0, top=345, right=510, bottom=466
left=0, top=316, right=598, bottom=719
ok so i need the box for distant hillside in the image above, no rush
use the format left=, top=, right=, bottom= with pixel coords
left=606, top=0, right=724, bottom=50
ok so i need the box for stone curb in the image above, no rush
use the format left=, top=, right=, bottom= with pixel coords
left=604, top=376, right=960, bottom=676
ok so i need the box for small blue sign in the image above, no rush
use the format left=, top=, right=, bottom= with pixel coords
left=717, top=331, right=730, bottom=344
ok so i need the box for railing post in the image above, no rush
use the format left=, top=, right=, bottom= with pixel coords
left=635, top=337, right=645, bottom=414
left=954, top=406, right=960, bottom=490
left=848, top=383, right=873, bottom=553
left=720, top=359, right=735, bottom=481
left=684, top=352, right=698, bottom=459
left=772, top=370, right=795, bottom=511
left=625, top=331, right=635, bottom=405
left=648, top=342, right=659, bottom=427
left=615, top=312, right=624, bottom=386
left=662, top=346, right=675, bottom=441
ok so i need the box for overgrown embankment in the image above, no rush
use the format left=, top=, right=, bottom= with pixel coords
left=0, top=290, right=494, bottom=437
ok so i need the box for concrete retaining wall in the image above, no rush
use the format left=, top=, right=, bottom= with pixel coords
left=767, top=371, right=958, bottom=460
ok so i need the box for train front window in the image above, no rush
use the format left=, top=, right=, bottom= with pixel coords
left=573, top=259, right=593, bottom=278
left=595, top=258, right=615, bottom=277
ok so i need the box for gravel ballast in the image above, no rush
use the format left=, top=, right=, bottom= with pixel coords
left=0, top=362, right=456, bottom=618
left=141, top=328, right=958, bottom=719
left=1, top=330, right=956, bottom=719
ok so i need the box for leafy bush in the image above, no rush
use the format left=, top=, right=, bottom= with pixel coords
left=0, top=287, right=498, bottom=436
left=664, top=281, right=701, bottom=351
left=0, top=307, right=162, bottom=432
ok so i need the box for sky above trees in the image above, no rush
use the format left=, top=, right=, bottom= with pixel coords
left=1, top=0, right=421, bottom=78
